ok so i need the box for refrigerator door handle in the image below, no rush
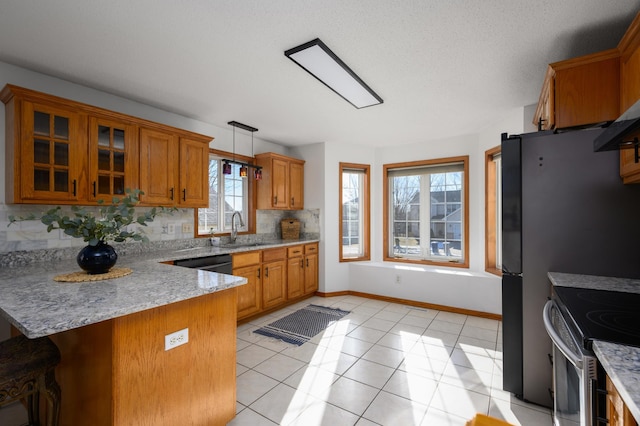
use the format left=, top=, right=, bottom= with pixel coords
left=543, top=300, right=583, bottom=369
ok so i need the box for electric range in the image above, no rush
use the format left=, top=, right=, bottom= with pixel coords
left=553, top=286, right=640, bottom=352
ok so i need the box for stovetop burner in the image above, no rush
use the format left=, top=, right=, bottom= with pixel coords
left=554, top=286, right=640, bottom=350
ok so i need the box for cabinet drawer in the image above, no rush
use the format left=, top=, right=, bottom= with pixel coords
left=305, top=243, right=318, bottom=254
left=232, top=251, right=261, bottom=269
left=263, top=248, right=286, bottom=262
left=287, top=245, right=304, bottom=258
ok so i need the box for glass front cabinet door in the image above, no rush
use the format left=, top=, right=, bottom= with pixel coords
left=19, top=101, right=85, bottom=203
left=89, top=117, right=137, bottom=201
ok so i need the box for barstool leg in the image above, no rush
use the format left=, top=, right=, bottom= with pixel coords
left=40, top=370, right=61, bottom=426
left=26, top=385, right=39, bottom=425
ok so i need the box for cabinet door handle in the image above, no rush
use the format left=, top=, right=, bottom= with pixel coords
left=265, top=267, right=269, bottom=277
left=257, top=268, right=260, bottom=278
left=170, top=187, right=174, bottom=201
left=291, top=197, right=294, bottom=205
left=274, top=196, right=277, bottom=204
left=306, top=259, right=309, bottom=267
left=92, top=181, right=96, bottom=197
left=182, top=188, right=186, bottom=201
left=300, top=259, right=303, bottom=268
left=72, top=179, right=77, bottom=196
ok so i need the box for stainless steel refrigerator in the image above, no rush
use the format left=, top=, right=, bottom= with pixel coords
left=501, top=128, right=640, bottom=407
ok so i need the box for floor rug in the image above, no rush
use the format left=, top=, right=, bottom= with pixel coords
left=253, top=304, right=351, bottom=346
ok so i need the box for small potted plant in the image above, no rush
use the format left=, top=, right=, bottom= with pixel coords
left=9, top=188, right=175, bottom=274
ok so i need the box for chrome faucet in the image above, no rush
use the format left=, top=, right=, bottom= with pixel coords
left=230, top=211, right=244, bottom=243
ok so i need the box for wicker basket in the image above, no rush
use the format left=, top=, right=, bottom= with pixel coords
left=281, top=218, right=300, bottom=240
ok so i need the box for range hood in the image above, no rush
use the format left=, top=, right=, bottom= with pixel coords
left=594, top=98, right=640, bottom=152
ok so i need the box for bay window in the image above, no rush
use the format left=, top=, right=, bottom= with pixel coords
left=384, top=156, right=469, bottom=267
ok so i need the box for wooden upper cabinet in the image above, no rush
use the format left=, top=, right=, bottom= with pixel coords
left=139, top=128, right=178, bottom=205
left=1, top=84, right=212, bottom=205
left=89, top=116, right=137, bottom=202
left=139, top=130, right=210, bottom=207
left=289, top=161, right=304, bottom=209
left=534, top=49, right=620, bottom=131
left=618, top=12, right=640, bottom=184
left=255, top=152, right=305, bottom=210
left=1, top=92, right=87, bottom=204
left=179, top=137, right=209, bottom=207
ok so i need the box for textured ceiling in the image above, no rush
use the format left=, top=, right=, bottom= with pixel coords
left=0, top=1, right=638, bottom=147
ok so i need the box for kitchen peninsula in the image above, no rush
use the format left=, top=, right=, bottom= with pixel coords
left=0, top=250, right=248, bottom=426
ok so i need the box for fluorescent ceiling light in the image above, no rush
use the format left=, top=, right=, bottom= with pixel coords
left=285, top=38, right=383, bottom=109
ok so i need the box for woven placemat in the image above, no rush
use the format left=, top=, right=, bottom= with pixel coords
left=53, top=267, right=133, bottom=282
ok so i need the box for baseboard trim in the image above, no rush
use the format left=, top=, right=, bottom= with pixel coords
left=316, top=290, right=502, bottom=321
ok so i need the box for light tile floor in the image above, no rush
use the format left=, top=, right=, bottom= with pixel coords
left=229, top=295, right=552, bottom=426
left=0, top=295, right=553, bottom=426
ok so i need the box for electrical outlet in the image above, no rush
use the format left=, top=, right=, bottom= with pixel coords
left=167, top=223, right=175, bottom=234
left=395, top=275, right=401, bottom=284
left=165, top=328, right=189, bottom=351
left=182, top=223, right=193, bottom=234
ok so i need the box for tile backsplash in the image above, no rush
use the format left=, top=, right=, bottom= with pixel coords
left=0, top=203, right=320, bottom=255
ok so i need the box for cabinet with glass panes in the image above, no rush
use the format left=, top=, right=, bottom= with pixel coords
left=1, top=84, right=211, bottom=207
left=4, top=96, right=87, bottom=203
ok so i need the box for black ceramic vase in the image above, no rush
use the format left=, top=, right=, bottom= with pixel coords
left=77, top=242, right=118, bottom=274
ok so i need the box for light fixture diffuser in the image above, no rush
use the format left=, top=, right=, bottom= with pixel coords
left=285, top=38, right=383, bottom=109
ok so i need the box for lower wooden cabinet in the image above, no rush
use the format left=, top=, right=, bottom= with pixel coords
left=303, top=243, right=319, bottom=294
left=607, top=375, right=638, bottom=426
left=262, top=248, right=286, bottom=309
left=233, top=252, right=262, bottom=320
left=234, top=243, right=319, bottom=321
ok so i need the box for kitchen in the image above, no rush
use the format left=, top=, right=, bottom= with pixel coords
left=1, top=2, right=640, bottom=425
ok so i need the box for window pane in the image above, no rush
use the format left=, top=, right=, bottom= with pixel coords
left=387, top=159, right=466, bottom=264
left=34, top=111, right=50, bottom=136
left=197, top=155, right=248, bottom=235
left=54, top=116, right=69, bottom=140
left=34, top=139, right=50, bottom=164
left=98, top=126, right=110, bottom=147
left=113, top=128, right=125, bottom=150
left=342, top=169, right=365, bottom=258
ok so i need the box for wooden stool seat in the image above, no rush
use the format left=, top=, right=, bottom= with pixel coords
left=0, top=334, right=61, bottom=426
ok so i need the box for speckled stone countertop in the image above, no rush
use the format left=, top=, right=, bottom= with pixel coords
left=0, top=239, right=318, bottom=339
left=549, top=272, right=640, bottom=422
left=594, top=341, right=640, bottom=422
left=548, top=272, right=640, bottom=293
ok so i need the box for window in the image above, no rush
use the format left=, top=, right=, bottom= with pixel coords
left=383, top=156, right=469, bottom=267
left=485, top=146, right=502, bottom=275
left=196, top=151, right=252, bottom=236
left=339, top=163, right=370, bottom=261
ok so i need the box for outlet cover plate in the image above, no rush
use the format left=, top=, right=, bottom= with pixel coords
left=165, top=328, right=189, bottom=351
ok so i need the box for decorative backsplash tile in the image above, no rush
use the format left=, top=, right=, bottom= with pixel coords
left=0, top=204, right=321, bottom=266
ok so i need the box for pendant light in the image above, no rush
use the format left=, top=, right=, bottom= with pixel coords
left=222, top=121, right=262, bottom=180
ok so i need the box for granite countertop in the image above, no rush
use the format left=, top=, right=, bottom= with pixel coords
left=549, top=272, right=640, bottom=422
left=593, top=341, right=640, bottom=422
left=0, top=239, right=318, bottom=339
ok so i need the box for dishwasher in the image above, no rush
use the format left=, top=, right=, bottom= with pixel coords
left=173, top=254, right=232, bottom=274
